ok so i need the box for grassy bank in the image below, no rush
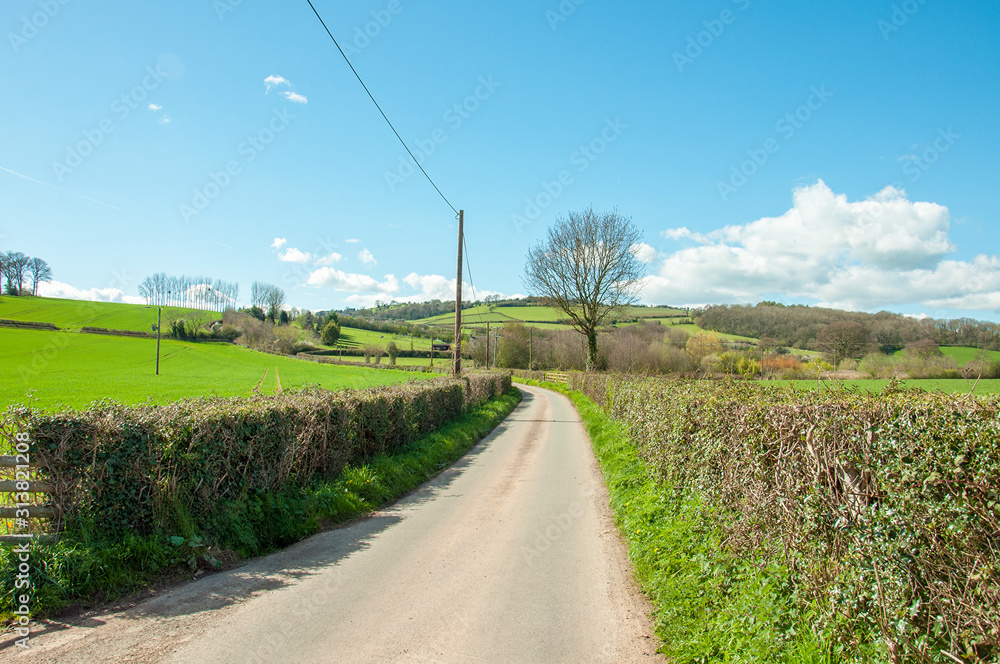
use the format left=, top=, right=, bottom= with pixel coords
left=1, top=387, right=521, bottom=624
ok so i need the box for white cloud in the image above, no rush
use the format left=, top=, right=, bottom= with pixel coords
left=271, top=237, right=287, bottom=249
left=148, top=103, right=162, bottom=111
left=345, top=238, right=361, bottom=244
left=306, top=268, right=399, bottom=293
left=264, top=75, right=290, bottom=92
left=630, top=242, right=658, bottom=264
left=282, top=91, right=308, bottom=104
left=358, top=249, right=377, bottom=267
left=38, top=281, right=145, bottom=305
left=646, top=180, right=1000, bottom=313
left=159, top=116, right=171, bottom=125
left=316, top=252, right=343, bottom=266
left=278, top=247, right=313, bottom=264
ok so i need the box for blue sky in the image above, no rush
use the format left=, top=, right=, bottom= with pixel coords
left=1, top=0, right=998, bottom=320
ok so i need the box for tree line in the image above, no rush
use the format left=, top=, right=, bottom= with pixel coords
left=0, top=250, right=52, bottom=296
left=695, top=303, right=1000, bottom=352
left=138, top=273, right=240, bottom=312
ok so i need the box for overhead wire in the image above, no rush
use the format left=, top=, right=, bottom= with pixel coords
left=304, top=0, right=459, bottom=217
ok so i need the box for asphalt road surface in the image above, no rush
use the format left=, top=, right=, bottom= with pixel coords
left=6, top=384, right=664, bottom=663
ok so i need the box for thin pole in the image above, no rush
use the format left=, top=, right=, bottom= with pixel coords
left=453, top=210, right=464, bottom=376
left=156, top=307, right=162, bottom=376
left=529, top=328, right=533, bottom=370
left=485, top=321, right=491, bottom=370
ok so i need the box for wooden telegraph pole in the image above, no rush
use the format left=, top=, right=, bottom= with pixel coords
left=453, top=210, right=464, bottom=376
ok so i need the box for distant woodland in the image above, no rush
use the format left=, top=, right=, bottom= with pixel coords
left=694, top=303, right=1000, bottom=351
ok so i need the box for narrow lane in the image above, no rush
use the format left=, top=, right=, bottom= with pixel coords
left=10, top=385, right=663, bottom=663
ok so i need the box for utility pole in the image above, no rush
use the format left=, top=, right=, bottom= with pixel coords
left=453, top=210, right=463, bottom=376
left=529, top=327, right=533, bottom=370
left=155, top=307, right=162, bottom=376
left=485, top=321, right=491, bottom=370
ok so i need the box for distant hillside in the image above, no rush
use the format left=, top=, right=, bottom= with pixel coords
left=0, top=295, right=215, bottom=333
left=695, top=303, right=1000, bottom=352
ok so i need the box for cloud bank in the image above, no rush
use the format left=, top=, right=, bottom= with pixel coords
left=644, top=180, right=999, bottom=314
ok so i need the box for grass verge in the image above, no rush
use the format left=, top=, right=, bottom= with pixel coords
left=1, top=387, right=521, bottom=625
left=517, top=379, right=842, bottom=663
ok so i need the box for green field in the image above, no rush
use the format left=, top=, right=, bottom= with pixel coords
left=895, top=345, right=1000, bottom=367
left=416, top=304, right=688, bottom=330
left=768, top=378, right=1000, bottom=395
left=0, top=296, right=212, bottom=332
left=0, top=328, right=430, bottom=411
left=333, top=326, right=439, bottom=350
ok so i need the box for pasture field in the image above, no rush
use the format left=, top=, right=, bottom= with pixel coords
left=416, top=304, right=688, bottom=330
left=0, top=328, right=429, bottom=411
left=333, top=326, right=439, bottom=350
left=900, top=345, right=1000, bottom=367
left=0, top=296, right=210, bottom=332
left=770, top=377, right=1000, bottom=395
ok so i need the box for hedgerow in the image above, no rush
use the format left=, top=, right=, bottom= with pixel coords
left=572, top=376, right=999, bottom=662
left=0, top=373, right=513, bottom=620
left=2, top=373, right=509, bottom=539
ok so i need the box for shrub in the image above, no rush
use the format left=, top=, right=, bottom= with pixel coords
left=859, top=351, right=895, bottom=378
left=320, top=321, right=341, bottom=346
left=386, top=341, right=399, bottom=366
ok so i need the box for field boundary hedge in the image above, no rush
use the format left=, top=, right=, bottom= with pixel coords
left=0, top=319, right=58, bottom=331
left=0, top=373, right=510, bottom=540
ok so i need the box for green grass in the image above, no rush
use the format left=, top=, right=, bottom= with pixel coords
left=892, top=346, right=1000, bottom=367
left=0, top=295, right=212, bottom=332
left=0, top=328, right=429, bottom=411
left=416, top=304, right=689, bottom=329
left=770, top=377, right=1000, bottom=395
left=1, top=388, right=522, bottom=622
left=333, top=326, right=438, bottom=350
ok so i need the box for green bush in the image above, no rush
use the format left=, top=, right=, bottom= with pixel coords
left=320, top=320, right=341, bottom=346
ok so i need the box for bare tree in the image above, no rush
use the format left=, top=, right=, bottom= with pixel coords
left=265, top=284, right=286, bottom=322
left=2, top=251, right=30, bottom=295
left=27, top=257, right=52, bottom=296
left=523, top=207, right=645, bottom=371
left=251, top=281, right=268, bottom=311
left=818, top=321, right=876, bottom=364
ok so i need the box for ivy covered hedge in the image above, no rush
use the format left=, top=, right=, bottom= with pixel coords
left=571, top=376, right=999, bottom=662
left=4, top=373, right=510, bottom=539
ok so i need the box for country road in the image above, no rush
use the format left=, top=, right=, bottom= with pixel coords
left=5, top=385, right=664, bottom=663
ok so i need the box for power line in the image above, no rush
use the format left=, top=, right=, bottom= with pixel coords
left=304, top=0, right=459, bottom=217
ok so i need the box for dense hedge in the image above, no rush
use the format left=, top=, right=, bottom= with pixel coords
left=3, top=373, right=510, bottom=540
left=573, top=376, right=999, bottom=662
